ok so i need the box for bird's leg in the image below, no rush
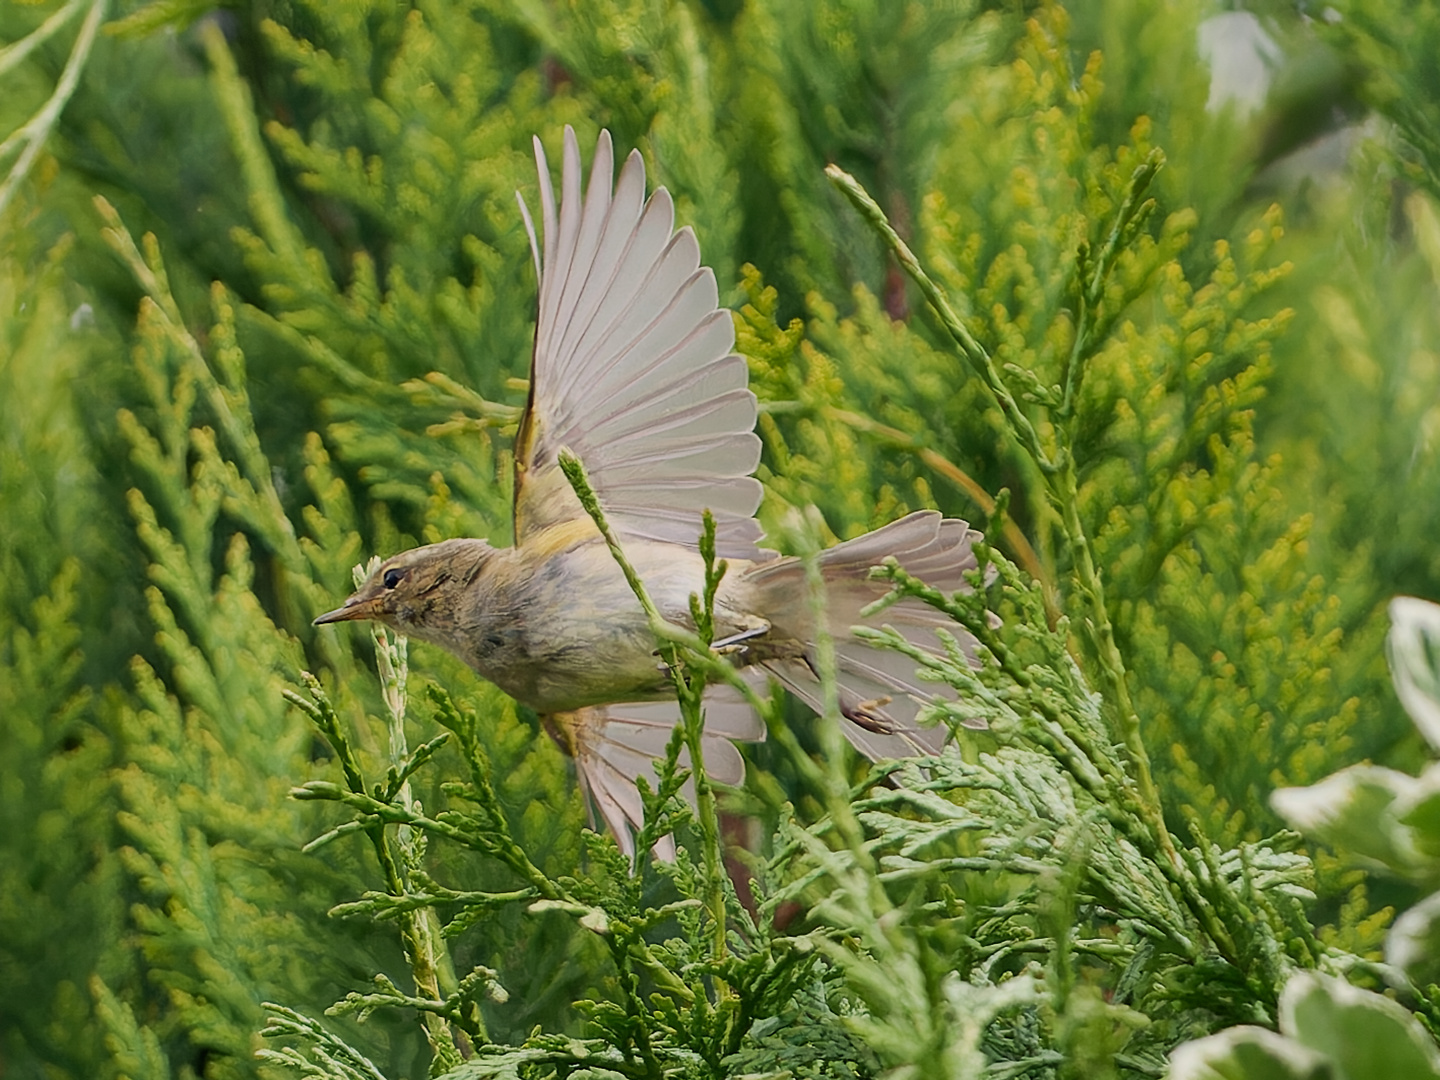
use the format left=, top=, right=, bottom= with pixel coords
left=711, top=622, right=770, bottom=655
left=841, top=694, right=899, bottom=734
left=792, top=652, right=901, bottom=735
left=651, top=619, right=772, bottom=676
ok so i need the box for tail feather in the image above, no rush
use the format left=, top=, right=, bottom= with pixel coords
left=818, top=511, right=980, bottom=591
left=742, top=509, right=987, bottom=760
left=744, top=511, right=982, bottom=607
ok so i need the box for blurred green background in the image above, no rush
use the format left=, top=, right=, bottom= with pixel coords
left=4, top=0, right=1440, bottom=1076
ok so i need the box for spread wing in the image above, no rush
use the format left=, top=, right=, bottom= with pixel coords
left=567, top=686, right=766, bottom=860
left=513, top=126, right=765, bottom=558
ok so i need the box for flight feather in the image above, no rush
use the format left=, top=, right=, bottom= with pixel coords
left=514, top=126, right=764, bottom=558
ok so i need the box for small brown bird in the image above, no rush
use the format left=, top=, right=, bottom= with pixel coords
left=316, top=127, right=985, bottom=854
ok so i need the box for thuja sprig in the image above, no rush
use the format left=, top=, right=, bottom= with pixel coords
left=556, top=451, right=732, bottom=980
left=259, top=1003, right=391, bottom=1080
left=860, top=553, right=1243, bottom=959
left=330, top=878, right=538, bottom=933
left=826, top=159, right=1171, bottom=866
left=859, top=550, right=1329, bottom=995
left=283, top=676, right=468, bottom=1069
left=682, top=511, right=729, bottom=969
left=421, top=687, right=566, bottom=900
left=1058, top=152, right=1164, bottom=424
left=328, top=967, right=506, bottom=1039
left=289, top=594, right=776, bottom=1077
left=97, top=197, right=356, bottom=666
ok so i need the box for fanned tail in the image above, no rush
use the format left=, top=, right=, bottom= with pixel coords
left=742, top=510, right=987, bottom=760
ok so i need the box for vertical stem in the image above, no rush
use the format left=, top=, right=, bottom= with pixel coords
left=364, top=559, right=475, bottom=1060
left=827, top=163, right=1180, bottom=863
left=788, top=515, right=904, bottom=947
left=824, top=164, right=1048, bottom=469
left=800, top=543, right=878, bottom=869
left=679, top=683, right=729, bottom=973
left=1051, top=461, right=1175, bottom=864
left=557, top=452, right=732, bottom=986
left=369, top=827, right=462, bottom=1070
left=684, top=515, right=730, bottom=975
left=289, top=675, right=472, bottom=1062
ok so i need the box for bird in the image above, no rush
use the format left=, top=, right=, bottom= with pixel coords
left=315, top=126, right=987, bottom=856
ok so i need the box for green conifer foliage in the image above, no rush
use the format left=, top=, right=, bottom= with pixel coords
left=736, top=12, right=1384, bottom=849
left=0, top=208, right=128, bottom=1079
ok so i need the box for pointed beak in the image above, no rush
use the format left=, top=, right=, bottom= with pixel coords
left=313, top=595, right=378, bottom=625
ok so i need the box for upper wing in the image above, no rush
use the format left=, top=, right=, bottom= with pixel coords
left=513, top=126, right=765, bottom=558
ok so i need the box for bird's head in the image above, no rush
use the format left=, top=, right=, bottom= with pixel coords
left=313, top=538, right=496, bottom=640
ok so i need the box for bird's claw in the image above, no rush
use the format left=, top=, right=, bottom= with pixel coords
left=843, top=696, right=898, bottom=733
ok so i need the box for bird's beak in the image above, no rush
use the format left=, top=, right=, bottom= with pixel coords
left=313, top=595, right=379, bottom=625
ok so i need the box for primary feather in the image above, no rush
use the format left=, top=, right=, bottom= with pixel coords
left=514, top=127, right=765, bottom=558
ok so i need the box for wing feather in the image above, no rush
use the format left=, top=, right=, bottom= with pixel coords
left=564, top=687, right=766, bottom=859
left=554, top=225, right=700, bottom=406
left=547, top=312, right=740, bottom=452
left=551, top=151, right=646, bottom=373
left=515, top=127, right=763, bottom=557
left=554, top=188, right=676, bottom=397
left=590, top=386, right=754, bottom=449
left=542, top=132, right=584, bottom=357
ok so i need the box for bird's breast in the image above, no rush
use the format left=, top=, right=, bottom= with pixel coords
left=468, top=537, right=721, bottom=713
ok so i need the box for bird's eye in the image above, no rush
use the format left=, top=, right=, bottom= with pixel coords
left=382, top=567, right=406, bottom=589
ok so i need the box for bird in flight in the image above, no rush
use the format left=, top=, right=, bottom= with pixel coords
left=316, top=127, right=985, bottom=855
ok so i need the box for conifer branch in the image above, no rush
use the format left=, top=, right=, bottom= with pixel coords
left=825, top=163, right=1051, bottom=471
left=0, top=0, right=106, bottom=220
left=286, top=671, right=467, bottom=1064
left=1058, top=150, right=1164, bottom=423
left=826, top=163, right=1175, bottom=870
left=556, top=450, right=731, bottom=982
left=363, top=588, right=475, bottom=1053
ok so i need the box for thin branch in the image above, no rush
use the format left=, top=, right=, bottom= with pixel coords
left=826, top=163, right=1176, bottom=872
left=556, top=451, right=731, bottom=975
left=0, top=0, right=107, bottom=220
left=826, top=163, right=1051, bottom=471
left=0, top=0, right=87, bottom=78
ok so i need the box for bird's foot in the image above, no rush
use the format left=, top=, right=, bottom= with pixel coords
left=843, top=696, right=898, bottom=733
left=712, top=623, right=769, bottom=656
